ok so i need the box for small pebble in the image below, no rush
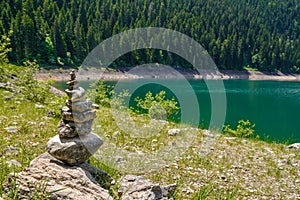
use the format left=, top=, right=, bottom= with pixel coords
left=5, top=146, right=18, bottom=155
left=203, top=129, right=214, bottom=138
left=35, top=104, right=45, bottom=109
left=4, top=126, right=18, bottom=133
left=39, top=122, right=45, bottom=126
left=6, top=160, right=22, bottom=168
left=168, top=129, right=180, bottom=136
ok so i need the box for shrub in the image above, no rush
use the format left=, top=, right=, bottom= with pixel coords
left=134, top=91, right=179, bottom=120
left=15, top=60, right=50, bottom=103
left=223, top=120, right=255, bottom=138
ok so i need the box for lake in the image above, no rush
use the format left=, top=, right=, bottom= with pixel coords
left=54, top=79, right=300, bottom=143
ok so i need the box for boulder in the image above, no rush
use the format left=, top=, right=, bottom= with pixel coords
left=118, top=175, right=176, bottom=200
left=47, top=133, right=103, bottom=165
left=6, top=153, right=113, bottom=200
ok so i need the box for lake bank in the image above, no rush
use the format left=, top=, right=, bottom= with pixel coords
left=36, top=68, right=300, bottom=82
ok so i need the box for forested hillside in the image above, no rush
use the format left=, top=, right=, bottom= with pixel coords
left=0, top=0, right=299, bottom=72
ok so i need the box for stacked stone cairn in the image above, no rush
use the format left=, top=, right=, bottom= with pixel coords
left=47, top=70, right=103, bottom=165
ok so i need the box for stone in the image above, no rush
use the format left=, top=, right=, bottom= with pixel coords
left=35, top=104, right=45, bottom=109
left=61, top=109, right=96, bottom=123
left=92, top=103, right=100, bottom=109
left=202, top=129, right=214, bottom=138
left=0, top=82, right=7, bottom=88
left=118, top=175, right=176, bottom=200
left=58, top=119, right=93, bottom=137
left=4, top=126, right=18, bottom=133
left=65, top=87, right=85, bottom=102
left=3, top=96, right=14, bottom=101
left=57, top=120, right=77, bottom=138
left=70, top=70, right=76, bottom=80
left=47, top=133, right=103, bottom=165
left=46, top=110, right=56, bottom=117
left=39, top=122, right=45, bottom=126
left=168, top=128, right=181, bottom=136
left=66, top=80, right=78, bottom=89
left=288, top=143, right=300, bottom=150
left=4, top=145, right=18, bottom=156
left=6, top=160, right=22, bottom=167
left=7, top=153, right=113, bottom=200
left=66, top=99, right=93, bottom=112
left=74, top=120, right=93, bottom=134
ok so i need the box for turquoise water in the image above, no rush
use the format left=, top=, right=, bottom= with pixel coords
left=54, top=79, right=300, bottom=143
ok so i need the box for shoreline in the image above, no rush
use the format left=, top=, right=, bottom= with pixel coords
left=36, top=68, right=300, bottom=82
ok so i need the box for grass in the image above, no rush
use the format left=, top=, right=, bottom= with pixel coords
left=89, top=105, right=299, bottom=199
left=0, top=64, right=299, bottom=199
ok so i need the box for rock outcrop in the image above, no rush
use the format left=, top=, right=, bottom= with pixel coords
left=7, top=153, right=113, bottom=200
left=8, top=154, right=176, bottom=200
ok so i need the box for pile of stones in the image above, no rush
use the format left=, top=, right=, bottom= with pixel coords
left=47, top=70, right=103, bottom=165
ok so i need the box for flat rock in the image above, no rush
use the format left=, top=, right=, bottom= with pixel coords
left=118, top=175, right=176, bottom=200
left=57, top=119, right=93, bottom=138
left=66, top=99, right=93, bottom=112
left=47, top=133, right=103, bottom=165
left=62, top=108, right=97, bottom=123
left=6, top=152, right=113, bottom=200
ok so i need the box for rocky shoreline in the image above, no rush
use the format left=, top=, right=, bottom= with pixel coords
left=36, top=68, right=300, bottom=82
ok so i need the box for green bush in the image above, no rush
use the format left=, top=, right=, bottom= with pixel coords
left=134, top=91, right=179, bottom=120
left=223, top=120, right=255, bottom=138
left=15, top=60, right=50, bottom=103
left=88, top=82, right=180, bottom=120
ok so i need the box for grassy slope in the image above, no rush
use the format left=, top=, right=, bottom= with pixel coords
left=0, top=65, right=299, bottom=199
left=90, top=107, right=300, bottom=199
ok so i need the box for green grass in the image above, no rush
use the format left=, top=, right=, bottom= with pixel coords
left=89, top=105, right=299, bottom=199
left=0, top=64, right=299, bottom=199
